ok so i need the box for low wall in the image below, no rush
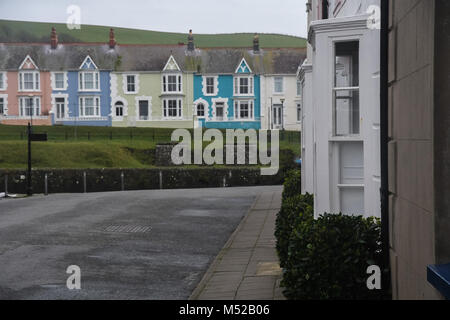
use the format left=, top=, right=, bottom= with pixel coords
left=0, top=168, right=286, bottom=194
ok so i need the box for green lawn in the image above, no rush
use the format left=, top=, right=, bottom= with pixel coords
left=0, top=19, right=307, bottom=48
left=0, top=125, right=300, bottom=169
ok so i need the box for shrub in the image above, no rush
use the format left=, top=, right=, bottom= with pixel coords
left=282, top=213, right=383, bottom=300
left=281, top=169, right=301, bottom=200
left=275, top=193, right=314, bottom=268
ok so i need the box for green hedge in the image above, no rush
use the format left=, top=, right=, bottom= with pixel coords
left=275, top=193, right=314, bottom=268
left=282, top=213, right=383, bottom=300
left=281, top=169, right=301, bottom=200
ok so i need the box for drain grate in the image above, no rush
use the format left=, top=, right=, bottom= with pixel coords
left=103, top=225, right=152, bottom=233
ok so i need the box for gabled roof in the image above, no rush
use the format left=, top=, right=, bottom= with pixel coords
left=163, top=55, right=181, bottom=72
left=18, top=54, right=38, bottom=70
left=0, top=43, right=306, bottom=74
left=235, top=58, right=252, bottom=74
left=79, top=55, right=98, bottom=70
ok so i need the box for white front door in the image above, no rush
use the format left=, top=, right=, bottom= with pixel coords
left=55, top=98, right=65, bottom=119
left=272, top=104, right=282, bottom=129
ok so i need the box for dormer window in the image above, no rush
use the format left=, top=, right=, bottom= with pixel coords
left=19, top=71, right=40, bottom=91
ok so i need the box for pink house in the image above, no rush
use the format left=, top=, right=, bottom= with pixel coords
left=0, top=54, right=52, bottom=126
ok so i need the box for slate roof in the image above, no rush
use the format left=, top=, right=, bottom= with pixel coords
left=0, top=42, right=306, bottom=74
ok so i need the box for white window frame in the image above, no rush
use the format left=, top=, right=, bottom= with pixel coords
left=0, top=72, right=7, bottom=90
left=296, top=80, right=302, bottom=97
left=162, top=73, right=183, bottom=94
left=123, top=74, right=139, bottom=94
left=234, top=75, right=254, bottom=96
left=79, top=96, right=101, bottom=117
left=162, top=98, right=183, bottom=120
left=51, top=93, right=69, bottom=120
left=234, top=99, right=254, bottom=121
left=0, top=94, right=7, bottom=115
left=51, top=72, right=68, bottom=91
left=202, top=75, right=219, bottom=96
left=79, top=71, right=100, bottom=92
left=135, top=96, right=152, bottom=121
left=211, top=98, right=229, bottom=121
left=193, top=98, right=209, bottom=119
left=112, top=97, right=128, bottom=121
left=296, top=102, right=302, bottom=123
left=19, top=71, right=40, bottom=92
left=333, top=40, right=360, bottom=137
left=19, top=96, right=41, bottom=117
left=273, top=76, right=284, bottom=94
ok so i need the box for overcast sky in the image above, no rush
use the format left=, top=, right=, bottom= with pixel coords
left=0, top=0, right=308, bottom=38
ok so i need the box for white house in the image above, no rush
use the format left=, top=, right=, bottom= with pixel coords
left=260, top=75, right=303, bottom=131
left=299, top=0, right=381, bottom=218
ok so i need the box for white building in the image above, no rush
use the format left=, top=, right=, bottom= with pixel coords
left=299, top=0, right=381, bottom=218
left=260, top=75, right=303, bottom=131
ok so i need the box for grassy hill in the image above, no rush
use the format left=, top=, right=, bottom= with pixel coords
left=0, top=125, right=300, bottom=169
left=0, top=19, right=307, bottom=48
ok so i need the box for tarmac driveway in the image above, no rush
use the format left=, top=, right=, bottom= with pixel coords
left=0, top=186, right=277, bottom=299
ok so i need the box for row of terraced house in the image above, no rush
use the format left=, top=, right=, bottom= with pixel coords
left=0, top=28, right=306, bottom=131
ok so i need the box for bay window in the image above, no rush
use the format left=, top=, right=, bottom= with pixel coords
left=19, top=97, right=41, bottom=116
left=234, top=76, right=254, bottom=96
left=334, top=41, right=360, bottom=136
left=234, top=100, right=254, bottom=120
left=19, top=71, right=40, bottom=91
left=162, top=74, right=182, bottom=93
left=79, top=96, right=100, bottom=117
left=163, top=98, right=182, bottom=119
left=79, top=71, right=99, bottom=91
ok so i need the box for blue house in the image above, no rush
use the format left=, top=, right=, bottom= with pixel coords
left=50, top=55, right=111, bottom=126
left=193, top=57, right=261, bottom=130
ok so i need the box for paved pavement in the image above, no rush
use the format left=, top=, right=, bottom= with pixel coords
left=190, top=186, right=285, bottom=300
left=0, top=186, right=280, bottom=300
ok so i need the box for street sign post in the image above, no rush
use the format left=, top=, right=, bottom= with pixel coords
left=27, top=123, right=48, bottom=196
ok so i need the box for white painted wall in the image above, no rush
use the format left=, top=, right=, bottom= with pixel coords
left=260, top=75, right=302, bottom=131
left=300, top=0, right=380, bottom=218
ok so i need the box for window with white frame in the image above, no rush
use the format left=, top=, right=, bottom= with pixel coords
left=19, top=71, right=40, bottom=91
left=334, top=41, right=360, bottom=136
left=234, top=100, right=254, bottom=120
left=206, top=77, right=215, bottom=94
left=297, top=103, right=301, bottom=122
left=115, top=101, right=124, bottom=117
left=53, top=72, right=65, bottom=90
left=337, top=142, right=364, bottom=215
left=79, top=96, right=100, bottom=117
left=297, top=80, right=302, bottom=96
left=138, top=100, right=150, bottom=120
left=79, top=71, right=99, bottom=91
left=163, top=98, right=182, bottom=119
left=0, top=97, right=4, bottom=115
left=162, top=74, right=182, bottom=93
left=19, top=96, right=41, bottom=116
left=126, top=75, right=136, bottom=93
left=0, top=72, right=5, bottom=90
left=234, top=76, right=254, bottom=96
left=196, top=103, right=205, bottom=117
left=274, top=77, right=284, bottom=94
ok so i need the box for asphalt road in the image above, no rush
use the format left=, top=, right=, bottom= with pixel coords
left=0, top=186, right=277, bottom=300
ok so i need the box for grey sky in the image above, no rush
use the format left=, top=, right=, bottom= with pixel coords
left=0, top=0, right=308, bottom=38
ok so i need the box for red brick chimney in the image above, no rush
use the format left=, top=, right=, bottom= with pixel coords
left=109, top=28, right=116, bottom=49
left=50, top=27, right=58, bottom=49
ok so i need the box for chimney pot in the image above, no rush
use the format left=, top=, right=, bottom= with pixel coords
left=50, top=27, right=58, bottom=49
left=253, top=33, right=260, bottom=53
left=109, top=28, right=116, bottom=49
left=188, top=29, right=195, bottom=51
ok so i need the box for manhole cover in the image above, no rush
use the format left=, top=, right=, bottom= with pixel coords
left=103, top=225, right=152, bottom=233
